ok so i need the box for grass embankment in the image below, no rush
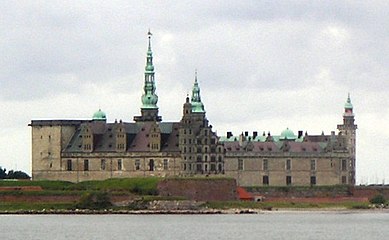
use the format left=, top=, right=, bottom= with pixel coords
left=0, top=178, right=159, bottom=193
left=0, top=178, right=160, bottom=211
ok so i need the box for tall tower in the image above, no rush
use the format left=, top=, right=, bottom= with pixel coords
left=179, top=72, right=224, bottom=175
left=337, top=94, right=357, bottom=184
left=134, top=30, right=162, bottom=122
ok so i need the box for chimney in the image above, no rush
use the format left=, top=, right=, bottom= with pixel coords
left=253, top=131, right=258, bottom=139
left=298, top=131, right=303, bottom=138
left=227, top=132, right=232, bottom=138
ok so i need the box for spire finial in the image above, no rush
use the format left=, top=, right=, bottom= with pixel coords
left=147, top=29, right=153, bottom=50
left=195, top=69, right=198, bottom=83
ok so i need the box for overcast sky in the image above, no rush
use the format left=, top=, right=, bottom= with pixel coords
left=1, top=1, right=388, bottom=184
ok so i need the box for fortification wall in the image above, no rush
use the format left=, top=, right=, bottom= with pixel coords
left=157, top=178, right=237, bottom=201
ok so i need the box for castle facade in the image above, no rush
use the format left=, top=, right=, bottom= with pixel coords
left=30, top=34, right=357, bottom=186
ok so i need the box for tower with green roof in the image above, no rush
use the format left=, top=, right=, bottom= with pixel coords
left=134, top=30, right=162, bottom=122
left=179, top=73, right=224, bottom=175
left=191, top=71, right=205, bottom=113
left=92, top=109, right=107, bottom=122
left=337, top=93, right=357, bottom=185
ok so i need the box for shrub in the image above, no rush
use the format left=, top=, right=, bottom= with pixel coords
left=369, top=194, right=386, bottom=205
left=75, top=192, right=112, bottom=210
left=127, top=200, right=149, bottom=210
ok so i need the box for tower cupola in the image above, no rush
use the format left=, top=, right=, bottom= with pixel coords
left=191, top=71, right=205, bottom=113
left=92, top=109, right=106, bottom=121
left=134, top=30, right=162, bottom=122
left=344, top=93, right=354, bottom=116
left=141, top=30, right=158, bottom=109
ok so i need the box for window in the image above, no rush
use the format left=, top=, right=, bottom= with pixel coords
left=149, top=159, right=154, bottom=171
left=84, top=159, right=89, bottom=171
left=211, top=156, right=216, bottom=162
left=263, top=159, right=268, bottom=171
left=286, top=176, right=292, bottom=185
left=210, top=164, right=216, bottom=171
left=163, top=159, right=168, bottom=170
left=310, top=159, right=316, bottom=171
left=118, top=159, right=122, bottom=171
left=66, top=160, right=72, bottom=171
left=310, top=176, right=316, bottom=185
left=196, top=164, right=202, bottom=172
left=218, top=156, right=223, bottom=162
left=286, top=159, right=291, bottom=171
left=238, top=159, right=244, bottom=170
left=135, top=159, right=140, bottom=170
left=218, top=163, right=223, bottom=172
left=263, top=176, right=269, bottom=185
left=341, top=159, right=347, bottom=171
left=342, top=176, right=347, bottom=184
left=101, top=159, right=106, bottom=170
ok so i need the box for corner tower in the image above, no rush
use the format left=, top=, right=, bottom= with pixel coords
left=134, top=30, right=162, bottom=122
left=337, top=94, right=357, bottom=184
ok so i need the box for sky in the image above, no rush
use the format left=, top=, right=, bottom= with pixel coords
left=1, top=1, right=388, bottom=184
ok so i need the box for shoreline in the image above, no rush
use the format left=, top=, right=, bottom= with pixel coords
left=1, top=207, right=388, bottom=215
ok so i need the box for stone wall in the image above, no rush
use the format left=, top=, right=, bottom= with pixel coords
left=352, top=186, right=389, bottom=199
left=157, top=178, right=237, bottom=201
left=246, top=186, right=352, bottom=198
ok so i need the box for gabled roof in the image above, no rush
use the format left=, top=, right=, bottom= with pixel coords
left=63, top=121, right=180, bottom=153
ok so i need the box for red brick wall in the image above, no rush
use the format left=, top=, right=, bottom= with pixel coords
left=352, top=186, right=389, bottom=199
left=157, top=178, right=237, bottom=201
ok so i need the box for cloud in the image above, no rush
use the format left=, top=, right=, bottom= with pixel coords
left=0, top=1, right=388, bottom=184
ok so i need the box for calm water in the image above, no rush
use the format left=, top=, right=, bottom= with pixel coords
left=1, top=212, right=389, bottom=240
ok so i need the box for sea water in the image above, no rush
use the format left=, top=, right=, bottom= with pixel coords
left=1, top=212, right=388, bottom=240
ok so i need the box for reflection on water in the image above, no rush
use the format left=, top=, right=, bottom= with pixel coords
left=1, top=212, right=389, bottom=240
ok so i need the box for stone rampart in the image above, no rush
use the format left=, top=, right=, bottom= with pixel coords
left=157, top=178, right=237, bottom=201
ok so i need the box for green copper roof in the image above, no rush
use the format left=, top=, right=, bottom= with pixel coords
left=141, top=30, right=158, bottom=109
left=279, top=128, right=297, bottom=140
left=344, top=93, right=353, bottom=109
left=92, top=109, right=106, bottom=121
left=191, top=71, right=205, bottom=113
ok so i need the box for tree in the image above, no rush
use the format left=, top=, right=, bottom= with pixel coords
left=7, top=170, right=30, bottom=179
left=0, top=167, right=6, bottom=179
left=0, top=167, right=30, bottom=180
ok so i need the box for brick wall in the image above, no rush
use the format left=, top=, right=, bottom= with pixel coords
left=157, top=178, right=237, bottom=201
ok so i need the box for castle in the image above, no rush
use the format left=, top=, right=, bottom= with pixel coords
left=30, top=33, right=357, bottom=186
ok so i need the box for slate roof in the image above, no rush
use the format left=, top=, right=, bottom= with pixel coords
left=223, top=138, right=328, bottom=153
left=64, top=121, right=180, bottom=153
